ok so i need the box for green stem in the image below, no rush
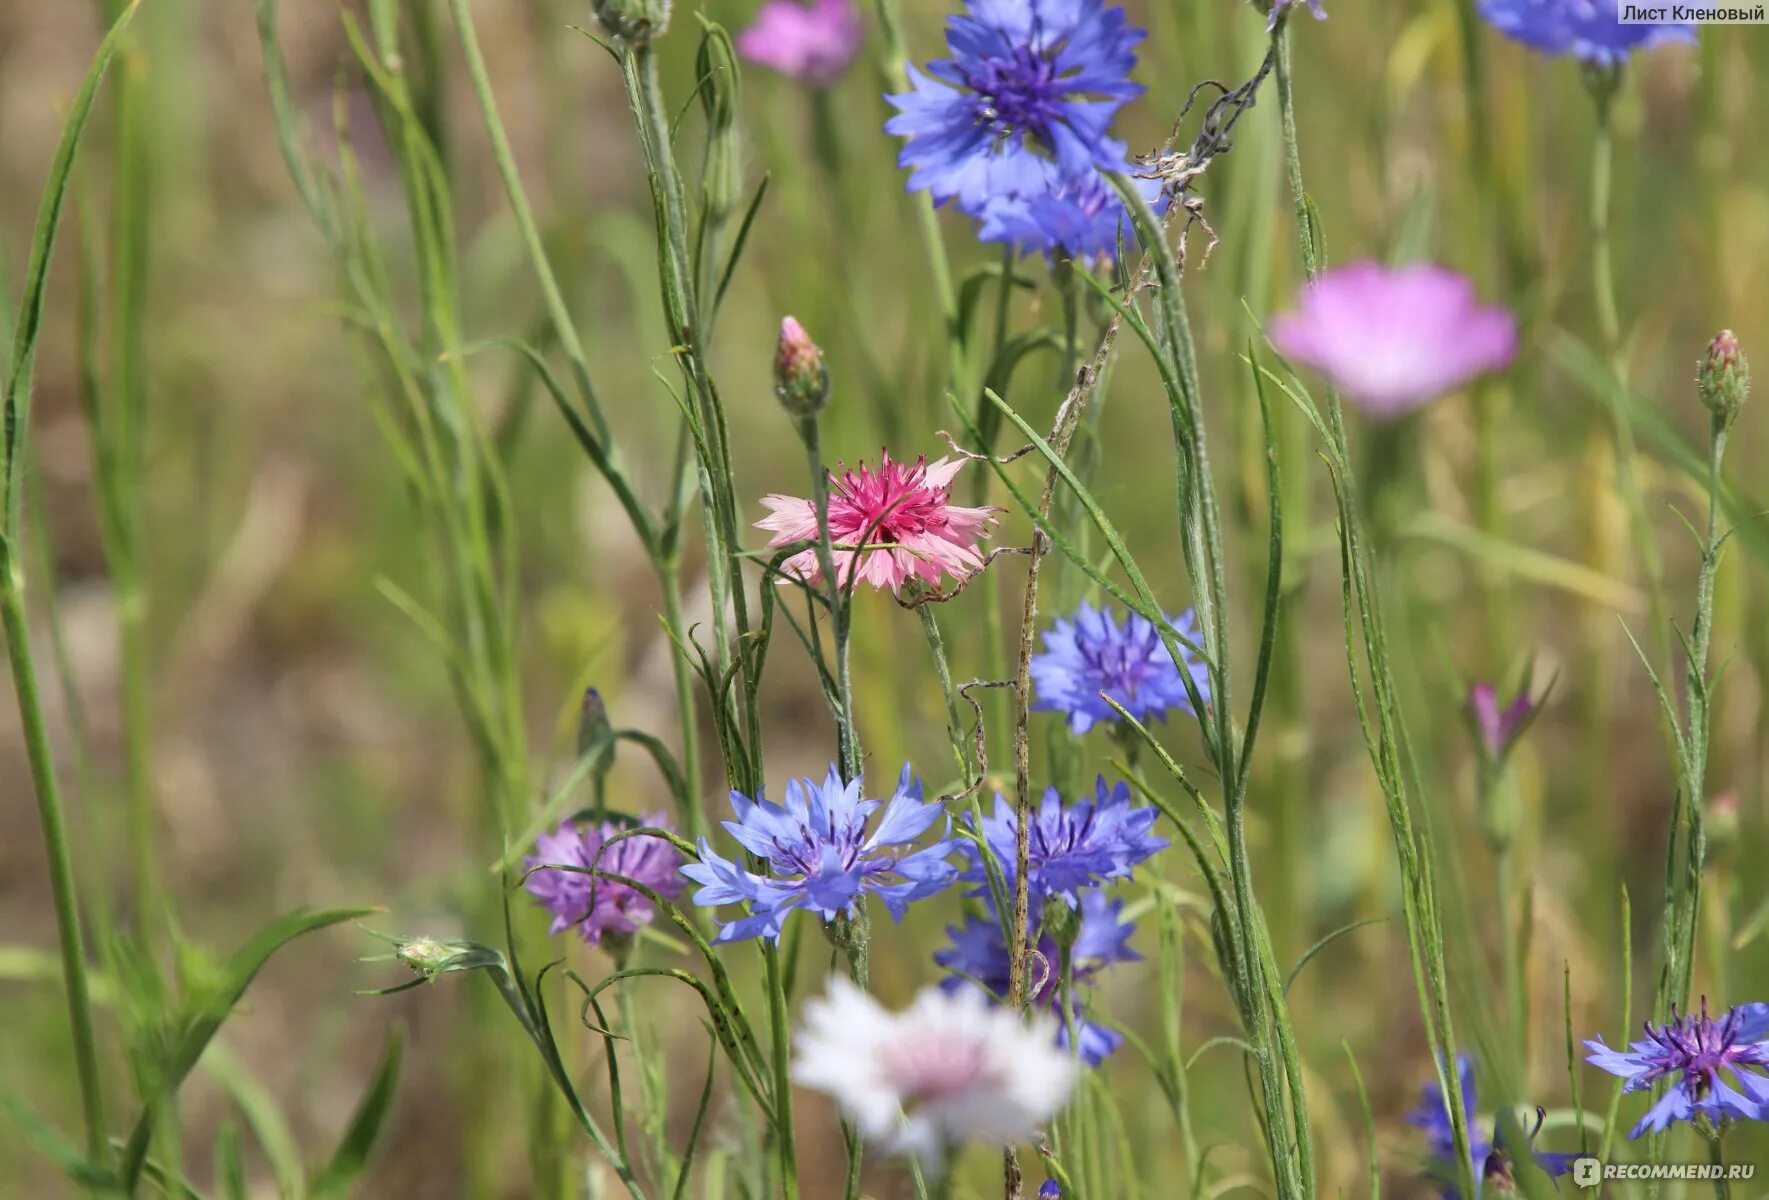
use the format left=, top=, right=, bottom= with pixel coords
left=1588, top=80, right=1670, bottom=675
left=763, top=945, right=800, bottom=1200
left=2, top=574, right=108, bottom=1164
left=798, top=415, right=860, bottom=782
left=868, top=0, right=964, bottom=394
left=1707, top=1131, right=1731, bottom=1200
left=917, top=606, right=972, bottom=787
left=1275, top=26, right=1473, bottom=1199
left=659, top=563, right=705, bottom=841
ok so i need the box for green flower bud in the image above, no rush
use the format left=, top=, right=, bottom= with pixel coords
left=592, top=0, right=670, bottom=48
left=1698, top=329, right=1750, bottom=423
left=396, top=936, right=461, bottom=977
left=696, top=20, right=744, bottom=229
left=1041, top=894, right=1080, bottom=951
left=775, top=316, right=830, bottom=418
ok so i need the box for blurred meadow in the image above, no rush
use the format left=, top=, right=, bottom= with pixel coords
left=3, top=0, right=1769, bottom=1196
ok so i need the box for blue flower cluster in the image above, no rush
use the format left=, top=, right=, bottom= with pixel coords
left=885, top=0, right=1162, bottom=259
left=1030, top=602, right=1210, bottom=734
left=682, top=764, right=957, bottom=943
left=936, top=776, right=1167, bottom=1065
left=1407, top=1055, right=1576, bottom=1196
left=1477, top=0, right=1695, bottom=65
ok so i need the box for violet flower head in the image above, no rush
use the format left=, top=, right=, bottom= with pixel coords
left=961, top=777, right=1167, bottom=907
left=974, top=169, right=1166, bottom=262
left=1467, top=681, right=1537, bottom=761
left=737, top=0, right=864, bottom=87
left=1038, top=1183, right=1062, bottom=1200
left=1586, top=998, right=1769, bottom=1138
left=1477, top=0, right=1695, bottom=66
left=936, top=890, right=1140, bottom=1065
left=1031, top=602, right=1210, bottom=734
left=884, top=0, right=1145, bottom=213
left=525, top=813, right=685, bottom=945
left=1267, top=0, right=1327, bottom=31
left=756, top=452, right=1000, bottom=596
left=1269, top=261, right=1518, bottom=418
left=1407, top=1055, right=1576, bottom=1197
left=681, top=764, right=957, bottom=943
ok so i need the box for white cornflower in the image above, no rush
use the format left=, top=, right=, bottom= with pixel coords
left=791, top=976, right=1076, bottom=1166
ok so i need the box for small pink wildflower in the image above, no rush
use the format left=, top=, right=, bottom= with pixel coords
left=756, top=451, right=998, bottom=595
left=736, top=0, right=864, bottom=87
left=1269, top=261, right=1517, bottom=418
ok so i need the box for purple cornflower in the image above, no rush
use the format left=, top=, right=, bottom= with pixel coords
left=1407, top=1055, right=1576, bottom=1198
left=974, top=169, right=1166, bottom=261
left=960, top=777, right=1167, bottom=908
left=1269, top=261, right=1518, bottom=418
left=736, top=0, right=864, bottom=87
left=1031, top=602, right=1210, bottom=734
left=884, top=0, right=1144, bottom=214
left=1586, top=999, right=1769, bottom=1138
left=525, top=813, right=685, bottom=946
left=1467, top=680, right=1538, bottom=761
left=681, top=764, right=957, bottom=943
left=936, top=890, right=1140, bottom=1066
left=1267, top=0, right=1327, bottom=30
left=1477, top=0, right=1695, bottom=65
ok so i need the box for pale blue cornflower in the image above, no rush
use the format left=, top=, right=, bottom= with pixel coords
left=1031, top=602, right=1210, bottom=734
left=1477, top=0, right=1695, bottom=65
left=959, top=777, right=1167, bottom=907
left=681, top=764, right=957, bottom=943
left=936, top=890, right=1140, bottom=1065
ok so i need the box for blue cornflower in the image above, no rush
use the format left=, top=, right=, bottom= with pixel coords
left=1031, top=602, right=1209, bottom=734
left=681, top=764, right=957, bottom=943
left=884, top=0, right=1144, bottom=213
left=1407, top=1055, right=1577, bottom=1198
left=935, top=890, right=1140, bottom=1066
left=974, top=169, right=1165, bottom=260
left=1477, top=0, right=1695, bottom=65
left=1586, top=999, right=1769, bottom=1138
left=1267, top=0, right=1327, bottom=31
left=960, top=777, right=1167, bottom=907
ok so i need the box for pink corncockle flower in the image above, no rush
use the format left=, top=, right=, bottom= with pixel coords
left=757, top=451, right=999, bottom=595
left=1269, top=261, right=1518, bottom=418
left=1468, top=680, right=1536, bottom=761
left=736, top=0, right=864, bottom=87
left=792, top=976, right=1075, bottom=1165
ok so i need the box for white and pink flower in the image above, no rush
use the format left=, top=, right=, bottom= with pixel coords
left=792, top=977, right=1075, bottom=1165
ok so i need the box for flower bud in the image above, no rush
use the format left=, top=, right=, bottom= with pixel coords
left=397, top=936, right=461, bottom=977
left=774, top=316, right=830, bottom=418
left=696, top=21, right=744, bottom=228
left=592, top=0, right=670, bottom=48
left=1039, top=1182, right=1063, bottom=1199
left=1698, top=329, right=1750, bottom=423
left=1040, top=895, right=1080, bottom=951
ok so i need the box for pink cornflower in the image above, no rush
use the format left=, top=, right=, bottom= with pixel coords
left=736, top=0, right=865, bottom=87
left=1269, top=261, right=1517, bottom=418
left=756, top=451, right=998, bottom=595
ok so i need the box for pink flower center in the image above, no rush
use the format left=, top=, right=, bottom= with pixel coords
left=877, top=1030, right=1003, bottom=1108
left=828, top=458, right=950, bottom=544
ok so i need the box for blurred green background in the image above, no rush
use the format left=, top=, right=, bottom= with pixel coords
left=3, top=0, right=1768, bottom=1194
